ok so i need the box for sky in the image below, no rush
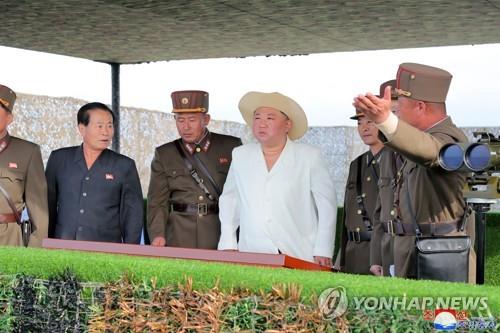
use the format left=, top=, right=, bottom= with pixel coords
left=0, top=43, right=499, bottom=127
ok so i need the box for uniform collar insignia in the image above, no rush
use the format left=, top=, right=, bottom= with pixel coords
left=367, top=148, right=384, bottom=165
left=183, top=130, right=211, bottom=155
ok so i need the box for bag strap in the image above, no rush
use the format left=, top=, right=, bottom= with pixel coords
left=391, top=157, right=407, bottom=227
left=457, top=205, right=470, bottom=232
left=355, top=155, right=373, bottom=231
left=0, top=183, right=21, bottom=224
left=391, top=151, right=398, bottom=176
left=404, top=182, right=422, bottom=237
left=174, top=140, right=219, bottom=201
left=193, top=153, right=222, bottom=197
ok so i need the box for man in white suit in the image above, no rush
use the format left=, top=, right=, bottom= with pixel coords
left=217, top=91, right=337, bottom=267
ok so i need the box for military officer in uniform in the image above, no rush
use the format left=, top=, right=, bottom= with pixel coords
left=147, top=90, right=242, bottom=249
left=337, top=107, right=384, bottom=274
left=370, top=80, right=398, bottom=277
left=0, top=84, right=48, bottom=247
left=354, top=63, right=472, bottom=279
left=46, top=102, right=143, bottom=243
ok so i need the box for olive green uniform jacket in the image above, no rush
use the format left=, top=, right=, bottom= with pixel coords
left=0, top=135, right=48, bottom=247
left=382, top=117, right=473, bottom=279
left=339, top=150, right=381, bottom=274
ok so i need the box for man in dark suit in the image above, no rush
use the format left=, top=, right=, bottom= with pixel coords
left=0, top=84, right=48, bottom=247
left=147, top=90, right=241, bottom=249
left=46, top=102, right=143, bottom=243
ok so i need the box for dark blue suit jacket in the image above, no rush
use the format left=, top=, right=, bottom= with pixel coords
left=46, top=145, right=143, bottom=243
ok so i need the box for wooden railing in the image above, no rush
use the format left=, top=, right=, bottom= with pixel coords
left=42, top=238, right=333, bottom=272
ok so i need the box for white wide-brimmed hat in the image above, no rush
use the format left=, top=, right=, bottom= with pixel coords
left=238, top=91, right=308, bottom=140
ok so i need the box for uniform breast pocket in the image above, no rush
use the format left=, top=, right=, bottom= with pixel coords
left=165, top=168, right=190, bottom=190
left=1, top=169, right=25, bottom=182
left=0, top=169, right=25, bottom=199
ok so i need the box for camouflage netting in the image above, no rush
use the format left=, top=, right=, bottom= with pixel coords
left=0, top=270, right=435, bottom=332
left=5, top=270, right=91, bottom=332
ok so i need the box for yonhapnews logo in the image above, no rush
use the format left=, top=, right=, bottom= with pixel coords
left=318, top=286, right=348, bottom=319
left=433, top=309, right=459, bottom=331
left=423, top=308, right=496, bottom=331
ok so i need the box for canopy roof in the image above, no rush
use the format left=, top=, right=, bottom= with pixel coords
left=1, top=0, right=499, bottom=64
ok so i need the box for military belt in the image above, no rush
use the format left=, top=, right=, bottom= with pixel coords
left=347, top=229, right=371, bottom=243
left=170, top=202, right=219, bottom=216
left=0, top=213, right=20, bottom=224
left=383, top=220, right=459, bottom=236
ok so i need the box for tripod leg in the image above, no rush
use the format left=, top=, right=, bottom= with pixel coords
left=473, top=203, right=490, bottom=285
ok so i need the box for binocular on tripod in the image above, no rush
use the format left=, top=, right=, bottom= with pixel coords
left=438, top=132, right=500, bottom=200
left=438, top=132, right=500, bottom=172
